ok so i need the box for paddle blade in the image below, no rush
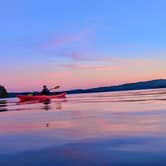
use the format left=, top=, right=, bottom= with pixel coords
left=50, top=85, right=60, bottom=90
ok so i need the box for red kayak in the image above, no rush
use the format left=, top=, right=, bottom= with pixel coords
left=17, top=92, right=66, bottom=101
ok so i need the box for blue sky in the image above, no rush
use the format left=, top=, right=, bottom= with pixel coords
left=0, top=0, right=166, bottom=91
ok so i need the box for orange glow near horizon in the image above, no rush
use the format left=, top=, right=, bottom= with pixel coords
left=1, top=57, right=166, bottom=92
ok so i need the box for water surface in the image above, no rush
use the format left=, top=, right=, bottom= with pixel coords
left=0, top=89, right=166, bottom=166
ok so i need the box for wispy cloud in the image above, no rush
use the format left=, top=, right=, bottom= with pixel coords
left=58, top=63, right=118, bottom=71
left=40, top=25, right=96, bottom=50
left=62, top=51, right=107, bottom=61
left=57, top=56, right=166, bottom=71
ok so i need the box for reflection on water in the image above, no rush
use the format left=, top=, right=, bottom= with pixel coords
left=0, top=88, right=166, bottom=166
left=0, top=100, right=7, bottom=112
left=0, top=98, right=67, bottom=112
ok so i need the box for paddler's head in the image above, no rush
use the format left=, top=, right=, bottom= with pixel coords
left=43, top=85, right=47, bottom=89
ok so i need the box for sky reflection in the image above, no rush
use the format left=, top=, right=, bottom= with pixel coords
left=0, top=89, right=166, bottom=165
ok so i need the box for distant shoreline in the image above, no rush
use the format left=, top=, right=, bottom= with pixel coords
left=6, top=79, right=166, bottom=98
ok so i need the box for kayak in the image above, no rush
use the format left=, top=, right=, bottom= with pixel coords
left=17, top=92, right=66, bottom=101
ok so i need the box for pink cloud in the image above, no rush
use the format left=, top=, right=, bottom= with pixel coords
left=59, top=63, right=118, bottom=71
left=66, top=51, right=103, bottom=61
left=40, top=25, right=96, bottom=49
left=55, top=50, right=121, bottom=62
left=41, top=35, right=82, bottom=49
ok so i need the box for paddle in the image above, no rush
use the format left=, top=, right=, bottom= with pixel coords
left=49, top=85, right=60, bottom=91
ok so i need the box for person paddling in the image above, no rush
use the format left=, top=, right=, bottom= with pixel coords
left=41, top=85, right=50, bottom=95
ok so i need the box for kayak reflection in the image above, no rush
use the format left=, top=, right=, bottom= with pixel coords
left=42, top=99, right=66, bottom=111
left=17, top=98, right=67, bottom=111
left=42, top=99, right=51, bottom=111
left=0, top=98, right=67, bottom=113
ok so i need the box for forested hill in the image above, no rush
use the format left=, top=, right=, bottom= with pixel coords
left=66, top=79, right=166, bottom=94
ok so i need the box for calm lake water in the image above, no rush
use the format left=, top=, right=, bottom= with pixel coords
left=0, top=88, right=166, bottom=166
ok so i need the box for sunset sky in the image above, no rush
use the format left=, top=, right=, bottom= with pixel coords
left=0, top=0, right=166, bottom=92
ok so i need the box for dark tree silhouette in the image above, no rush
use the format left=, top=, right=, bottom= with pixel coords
left=0, top=85, right=8, bottom=98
